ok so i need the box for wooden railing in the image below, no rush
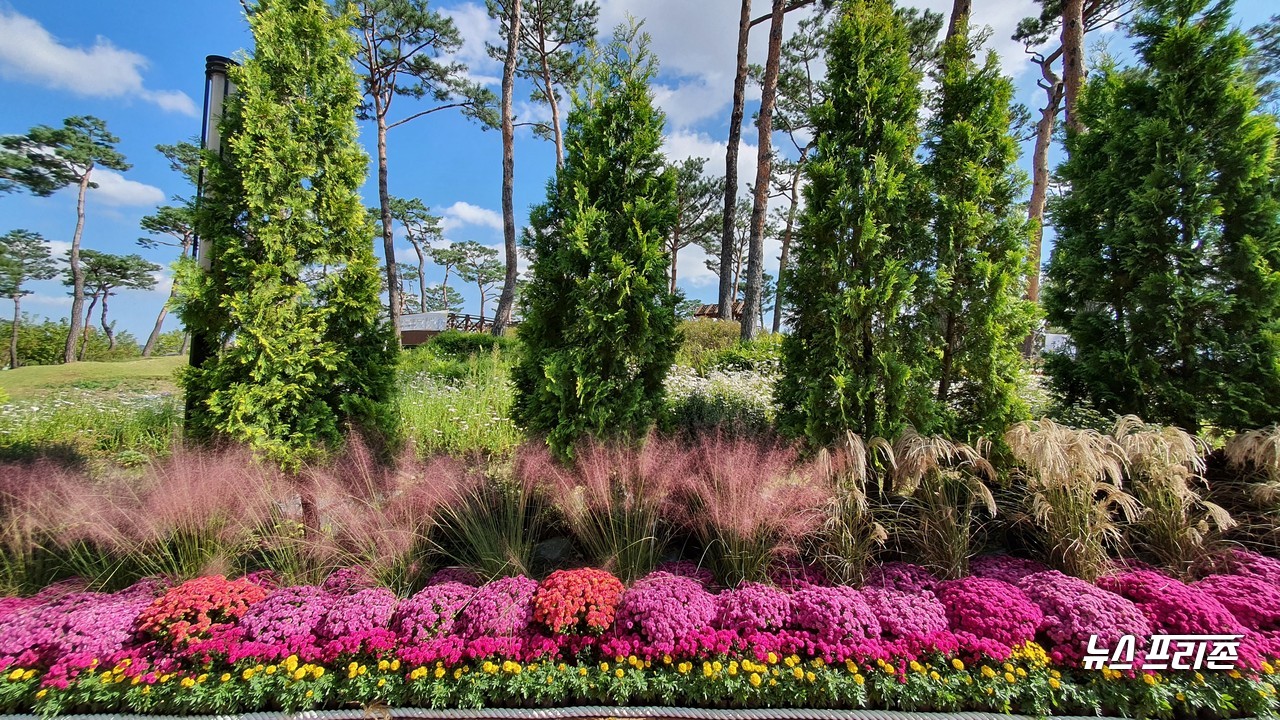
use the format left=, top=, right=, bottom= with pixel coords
left=444, top=313, right=520, bottom=333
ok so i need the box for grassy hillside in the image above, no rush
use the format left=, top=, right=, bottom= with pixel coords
left=0, top=356, right=185, bottom=401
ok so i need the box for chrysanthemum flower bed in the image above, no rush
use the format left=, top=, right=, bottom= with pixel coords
left=2, top=562, right=1279, bottom=718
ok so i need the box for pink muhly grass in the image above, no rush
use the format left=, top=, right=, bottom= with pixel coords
left=675, top=433, right=831, bottom=586
left=124, top=446, right=284, bottom=579
left=520, top=435, right=689, bottom=581
left=303, top=436, right=474, bottom=586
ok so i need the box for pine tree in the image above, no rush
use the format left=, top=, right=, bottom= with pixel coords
left=512, top=19, right=678, bottom=457
left=1045, top=0, right=1280, bottom=430
left=179, top=0, right=396, bottom=466
left=776, top=0, right=927, bottom=444
left=919, top=21, right=1036, bottom=440
left=0, top=230, right=57, bottom=369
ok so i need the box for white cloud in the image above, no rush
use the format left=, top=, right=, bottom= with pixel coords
left=25, top=293, right=73, bottom=309
left=663, top=129, right=759, bottom=198
left=441, top=2, right=504, bottom=88
left=0, top=8, right=197, bottom=115
left=440, top=200, right=503, bottom=233
left=86, top=170, right=165, bottom=207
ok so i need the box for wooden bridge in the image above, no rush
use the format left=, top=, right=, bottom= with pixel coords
left=400, top=312, right=518, bottom=347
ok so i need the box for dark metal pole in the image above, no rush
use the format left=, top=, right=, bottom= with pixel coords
left=185, top=55, right=236, bottom=426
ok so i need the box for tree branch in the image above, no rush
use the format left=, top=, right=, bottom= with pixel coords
left=749, top=0, right=817, bottom=28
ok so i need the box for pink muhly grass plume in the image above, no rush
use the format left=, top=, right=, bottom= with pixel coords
left=675, top=433, right=831, bottom=586
left=304, top=435, right=475, bottom=582
left=519, top=435, right=689, bottom=581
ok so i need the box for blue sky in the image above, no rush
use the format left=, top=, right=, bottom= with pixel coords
left=0, top=0, right=1273, bottom=341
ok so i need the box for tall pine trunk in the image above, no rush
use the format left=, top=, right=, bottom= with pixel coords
left=1061, top=0, right=1085, bottom=133
left=78, top=292, right=98, bottom=362
left=719, top=0, right=752, bottom=320
left=772, top=155, right=805, bottom=333
left=142, top=297, right=171, bottom=357
left=414, top=245, right=429, bottom=312
left=537, top=22, right=565, bottom=169
left=375, top=98, right=402, bottom=344
left=493, top=0, right=522, bottom=336
left=946, top=0, right=972, bottom=40
left=63, top=165, right=93, bottom=364
left=1022, top=74, right=1062, bottom=356
left=741, top=0, right=786, bottom=341
left=101, top=293, right=116, bottom=351
left=9, top=295, right=20, bottom=369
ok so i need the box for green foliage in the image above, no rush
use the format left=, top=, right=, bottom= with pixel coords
left=1246, top=14, right=1278, bottom=107
left=0, top=230, right=57, bottom=369
left=178, top=0, right=397, bottom=468
left=512, top=20, right=678, bottom=457
left=1044, top=0, right=1280, bottom=432
left=427, top=329, right=517, bottom=358
left=917, top=23, right=1036, bottom=441
left=398, top=344, right=522, bottom=455
left=674, top=318, right=742, bottom=370
left=453, top=241, right=504, bottom=320
left=0, top=116, right=129, bottom=197
left=776, top=0, right=928, bottom=445
left=0, top=316, right=142, bottom=366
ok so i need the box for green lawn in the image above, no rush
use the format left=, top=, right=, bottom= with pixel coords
left=0, top=356, right=185, bottom=401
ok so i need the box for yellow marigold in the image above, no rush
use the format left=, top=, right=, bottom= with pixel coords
left=1176, top=692, right=1186, bottom=702
left=160, top=673, right=172, bottom=683
left=615, top=669, right=625, bottom=679
left=1144, top=673, right=1157, bottom=686
left=557, top=663, right=567, bottom=672
left=293, top=668, right=307, bottom=682
left=197, top=674, right=208, bottom=683
left=728, top=664, right=739, bottom=677
left=141, top=687, right=151, bottom=696
left=35, top=689, right=47, bottom=700
left=703, top=663, right=714, bottom=679
left=793, top=666, right=805, bottom=680
left=453, top=669, right=463, bottom=680
left=846, top=660, right=859, bottom=674
left=1264, top=662, right=1276, bottom=675
left=377, top=678, right=386, bottom=688
left=854, top=674, right=865, bottom=685
left=305, top=690, right=314, bottom=699
left=391, top=659, right=401, bottom=672
left=378, top=660, right=389, bottom=672
left=21, top=669, right=36, bottom=681
left=767, top=652, right=779, bottom=665
left=981, top=666, right=996, bottom=679
left=547, top=675, right=554, bottom=685
left=242, top=668, right=256, bottom=681
left=284, top=655, right=299, bottom=674
left=357, top=665, right=367, bottom=676
left=600, top=662, right=610, bottom=673
left=220, top=673, right=231, bottom=683
left=951, top=658, right=965, bottom=671
left=1003, top=662, right=1014, bottom=673
left=615, top=655, right=625, bottom=664
left=712, top=661, right=723, bottom=673
left=181, top=678, right=195, bottom=689
left=265, top=666, right=277, bottom=675
left=769, top=679, right=778, bottom=687
left=749, top=672, right=762, bottom=688
left=1015, top=667, right=1027, bottom=678
left=6, top=669, right=22, bottom=682
left=628, top=655, right=639, bottom=666
left=910, top=661, right=924, bottom=673
left=985, top=687, right=994, bottom=696
left=483, top=661, right=498, bottom=675
left=1005, top=672, right=1016, bottom=684
left=805, top=671, right=816, bottom=683
left=434, top=667, right=445, bottom=679
left=930, top=671, right=941, bottom=681
left=580, top=667, right=590, bottom=676
left=1230, top=670, right=1243, bottom=679
left=1049, top=677, right=1061, bottom=690
left=663, top=655, right=673, bottom=665
left=311, top=667, right=324, bottom=679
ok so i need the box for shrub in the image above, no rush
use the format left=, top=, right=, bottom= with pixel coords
left=714, top=582, right=791, bottom=635
left=814, top=434, right=893, bottom=585
left=859, top=586, right=949, bottom=651
left=935, top=577, right=1042, bottom=658
left=788, top=585, right=882, bottom=657
left=614, top=573, right=717, bottom=654
left=1005, top=419, right=1136, bottom=581
left=433, top=472, right=543, bottom=581
left=862, top=562, right=939, bottom=594
left=674, top=319, right=742, bottom=370
left=1195, top=574, right=1280, bottom=632
left=1096, top=570, right=1254, bottom=661
left=1014, top=570, right=1150, bottom=665
left=968, top=555, right=1049, bottom=585
left=236, top=585, right=335, bottom=656
left=457, top=576, right=537, bottom=638
left=426, top=330, right=515, bottom=359
left=137, top=575, right=267, bottom=648
left=663, top=365, right=778, bottom=436
left=532, top=568, right=625, bottom=635
left=391, top=582, right=476, bottom=645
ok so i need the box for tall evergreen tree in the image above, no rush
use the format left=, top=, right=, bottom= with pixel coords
left=179, top=0, right=396, bottom=466
left=776, top=0, right=927, bottom=444
left=919, top=21, right=1036, bottom=440
left=512, top=19, right=678, bottom=457
left=1045, top=0, right=1280, bottom=430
